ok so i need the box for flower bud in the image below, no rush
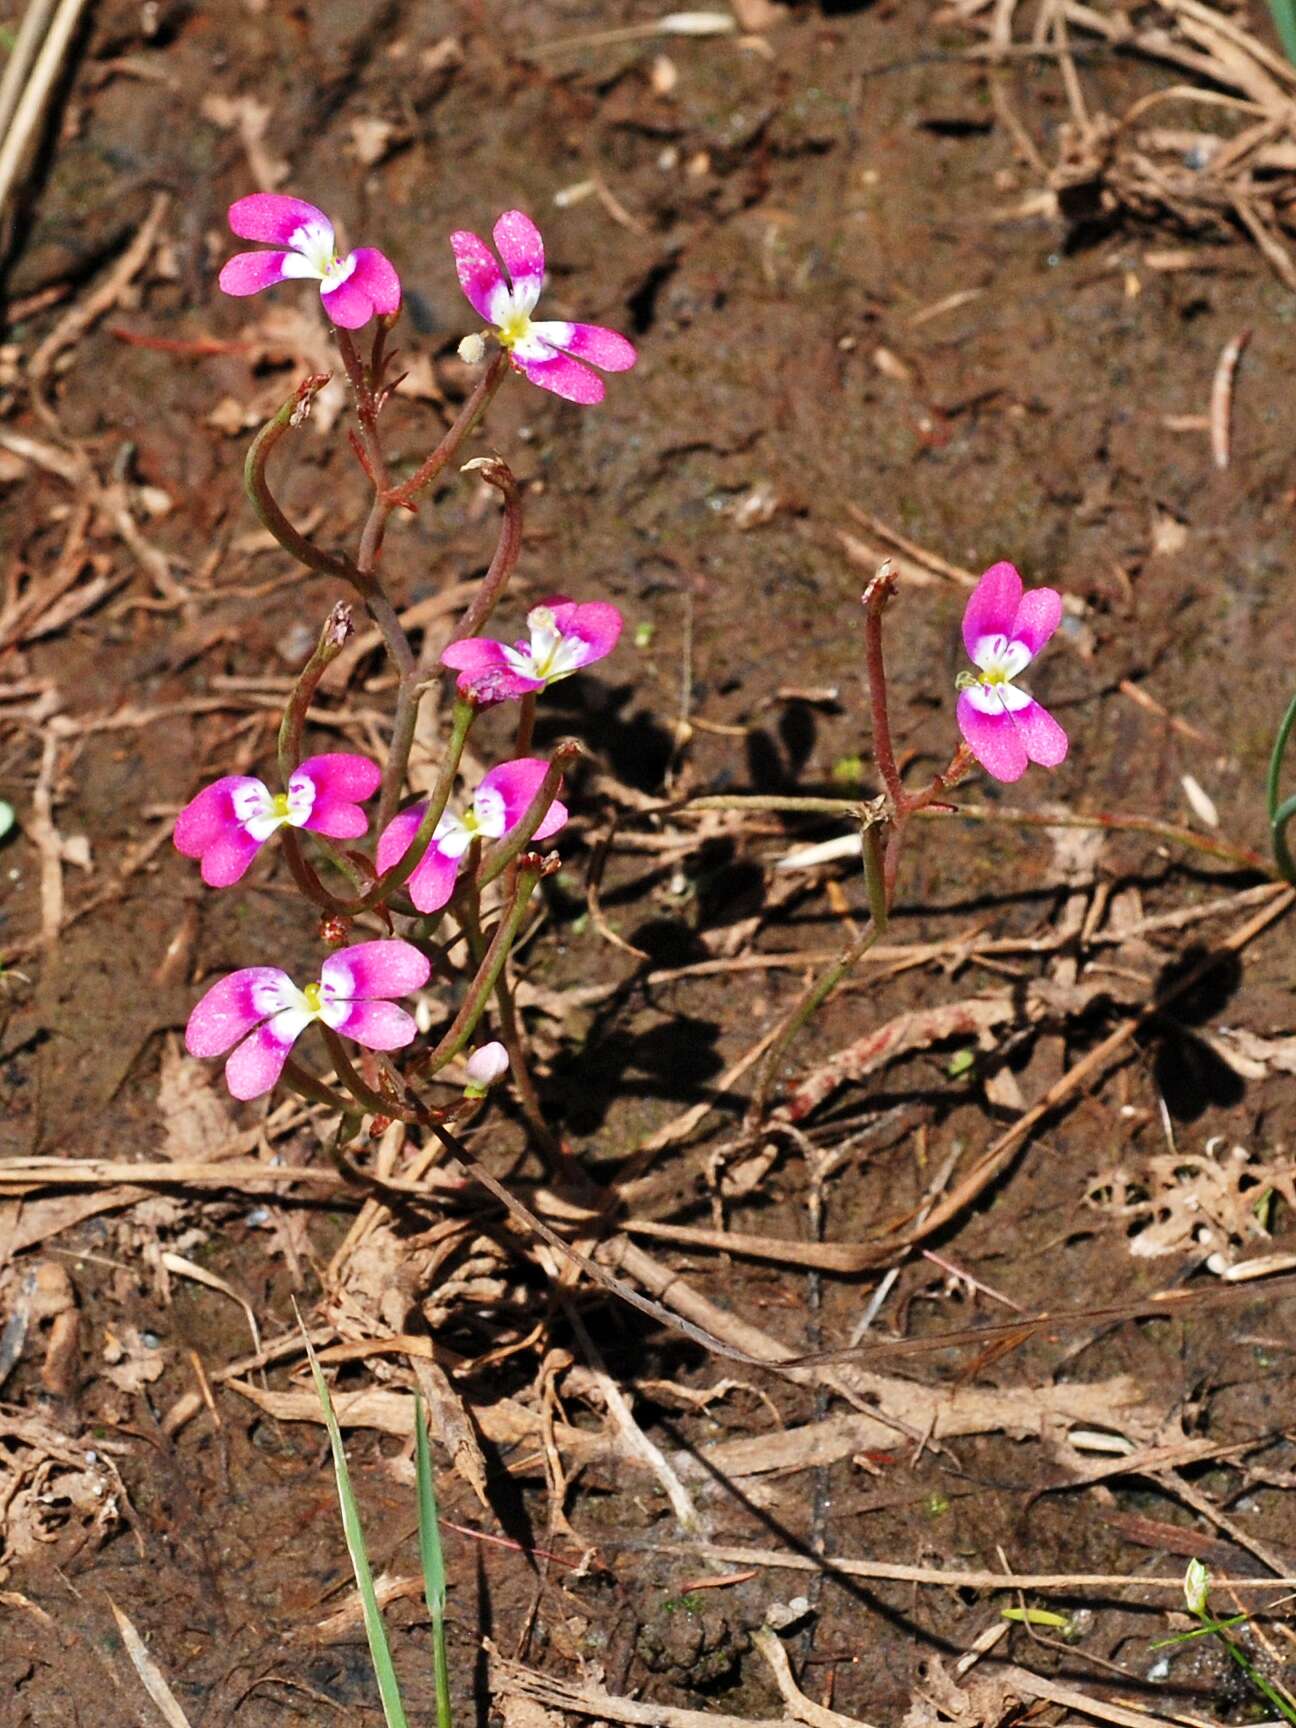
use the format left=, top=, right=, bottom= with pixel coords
left=464, top=1041, right=509, bottom=1098
left=1184, top=1558, right=1210, bottom=1616
left=458, top=332, right=487, bottom=366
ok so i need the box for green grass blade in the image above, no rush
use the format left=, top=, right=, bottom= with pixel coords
left=302, top=1325, right=409, bottom=1728
left=414, top=1392, right=454, bottom=1728
left=1266, top=0, right=1296, bottom=66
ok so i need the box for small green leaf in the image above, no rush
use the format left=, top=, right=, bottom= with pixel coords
left=414, top=1393, right=454, bottom=1728
left=633, top=621, right=655, bottom=649
left=947, top=1048, right=976, bottom=1079
left=1002, top=1607, right=1070, bottom=1630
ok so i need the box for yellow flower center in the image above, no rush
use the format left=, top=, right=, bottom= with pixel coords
left=497, top=307, right=532, bottom=350
left=302, top=981, right=323, bottom=1015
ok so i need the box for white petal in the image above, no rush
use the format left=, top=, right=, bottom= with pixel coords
left=285, top=770, right=318, bottom=827
left=487, top=280, right=517, bottom=329
left=528, top=319, right=574, bottom=351
left=281, top=251, right=325, bottom=282
left=287, top=219, right=335, bottom=275
left=251, top=974, right=310, bottom=1019
left=508, top=329, right=560, bottom=365
left=319, top=252, right=358, bottom=295
left=436, top=814, right=473, bottom=861
left=473, top=786, right=508, bottom=840
left=962, top=679, right=1032, bottom=716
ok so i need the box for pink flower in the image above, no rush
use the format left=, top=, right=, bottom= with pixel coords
left=218, top=194, right=401, bottom=330
left=955, top=562, right=1068, bottom=784
left=185, top=940, right=430, bottom=1100
left=442, top=598, right=622, bottom=705
left=174, top=754, right=380, bottom=888
left=376, top=758, right=568, bottom=914
left=450, top=210, right=636, bottom=404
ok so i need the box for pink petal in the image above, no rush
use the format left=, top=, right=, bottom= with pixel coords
left=376, top=806, right=422, bottom=877
left=549, top=599, right=623, bottom=663
left=515, top=351, right=605, bottom=405
left=174, top=777, right=256, bottom=858
left=1015, top=698, right=1069, bottom=768
left=376, top=807, right=460, bottom=913
left=451, top=228, right=506, bottom=321
left=349, top=247, right=402, bottom=317
left=321, top=939, right=430, bottom=1001
left=332, top=999, right=420, bottom=1051
left=321, top=272, right=377, bottom=330
left=559, top=323, right=637, bottom=372
left=1011, top=587, right=1063, bottom=657
left=441, top=636, right=543, bottom=702
left=956, top=691, right=1028, bottom=784
left=479, top=758, right=568, bottom=839
left=218, top=251, right=290, bottom=297
left=196, top=826, right=263, bottom=887
left=228, top=193, right=330, bottom=246
left=224, top=1015, right=300, bottom=1100
left=493, top=209, right=545, bottom=300
left=299, top=753, right=380, bottom=840
left=406, top=845, right=460, bottom=914
left=962, top=562, right=1023, bottom=660
left=186, top=967, right=293, bottom=1058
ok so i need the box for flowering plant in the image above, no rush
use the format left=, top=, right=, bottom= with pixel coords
left=182, top=190, right=1075, bottom=1155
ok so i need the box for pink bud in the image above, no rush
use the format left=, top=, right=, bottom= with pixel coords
left=465, top=1041, right=509, bottom=1093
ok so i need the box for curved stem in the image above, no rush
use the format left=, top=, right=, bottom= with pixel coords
left=1267, top=690, right=1296, bottom=885
left=452, top=458, right=523, bottom=643
left=861, top=564, right=903, bottom=809
left=278, top=602, right=355, bottom=784
left=244, top=376, right=361, bottom=586
left=385, top=352, right=509, bottom=510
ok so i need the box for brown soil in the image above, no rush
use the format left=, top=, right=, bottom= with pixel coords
left=3, top=2, right=1296, bottom=1724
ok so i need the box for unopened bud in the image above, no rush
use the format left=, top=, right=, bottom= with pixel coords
left=464, top=1041, right=509, bottom=1098
left=1184, top=1558, right=1210, bottom=1616
left=322, top=602, right=354, bottom=650
left=458, top=332, right=487, bottom=366
left=318, top=914, right=352, bottom=946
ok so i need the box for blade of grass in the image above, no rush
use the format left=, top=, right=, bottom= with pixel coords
left=109, top=1598, right=195, bottom=1728
left=1266, top=1, right=1296, bottom=67
left=301, top=1316, right=409, bottom=1728
left=415, top=1391, right=454, bottom=1728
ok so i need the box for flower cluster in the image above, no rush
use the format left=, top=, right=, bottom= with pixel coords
left=185, top=188, right=1072, bottom=1124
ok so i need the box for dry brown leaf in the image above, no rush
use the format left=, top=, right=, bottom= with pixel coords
left=102, top=1323, right=166, bottom=1394
left=157, top=1037, right=235, bottom=1162
left=199, top=93, right=287, bottom=189
left=1088, top=1139, right=1296, bottom=1266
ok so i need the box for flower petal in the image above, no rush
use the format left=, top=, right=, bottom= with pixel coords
left=299, top=753, right=380, bottom=840
left=515, top=351, right=605, bottom=405
left=956, top=690, right=1028, bottom=783
left=1011, top=586, right=1063, bottom=658
left=223, top=1014, right=301, bottom=1100
left=442, top=635, right=545, bottom=700
left=451, top=228, right=506, bottom=321
left=350, top=246, right=402, bottom=316
left=320, top=272, right=377, bottom=329
left=332, top=999, right=420, bottom=1051
left=174, top=777, right=259, bottom=858
left=1015, top=698, right=1069, bottom=768
left=555, top=322, right=637, bottom=372
left=406, top=845, right=460, bottom=914
left=547, top=599, right=623, bottom=664
left=321, top=939, right=430, bottom=1002
left=186, top=967, right=294, bottom=1058
left=218, top=251, right=290, bottom=297
left=376, top=806, right=422, bottom=876
left=962, top=562, right=1023, bottom=661
left=493, top=209, right=545, bottom=309
left=478, top=758, right=568, bottom=839
left=227, top=194, right=331, bottom=247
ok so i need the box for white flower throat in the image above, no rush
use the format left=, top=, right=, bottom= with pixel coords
left=960, top=633, right=1034, bottom=715
left=232, top=772, right=316, bottom=842
left=502, top=605, right=591, bottom=684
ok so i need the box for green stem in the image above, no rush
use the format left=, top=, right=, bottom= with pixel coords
left=1267, top=690, right=1296, bottom=885
left=244, top=376, right=361, bottom=587
left=342, top=698, right=476, bottom=911
left=421, top=863, right=541, bottom=1076
left=278, top=603, right=355, bottom=784
left=458, top=883, right=560, bottom=1159
left=385, top=351, right=510, bottom=510
left=281, top=1055, right=358, bottom=1114
left=476, top=742, right=579, bottom=891
left=1265, top=0, right=1296, bottom=67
